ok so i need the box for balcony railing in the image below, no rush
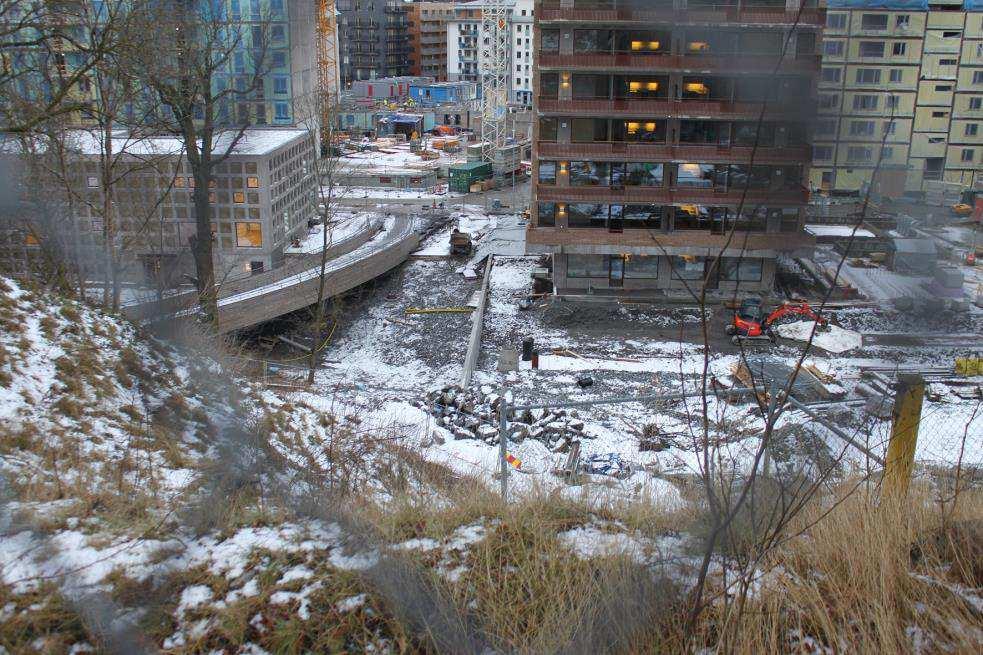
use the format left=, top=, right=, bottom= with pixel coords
left=536, top=184, right=809, bottom=205
left=537, top=142, right=812, bottom=164
left=538, top=52, right=820, bottom=74
left=538, top=1, right=824, bottom=28
left=537, top=97, right=811, bottom=120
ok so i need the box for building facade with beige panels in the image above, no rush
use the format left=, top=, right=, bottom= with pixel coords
left=814, top=2, right=983, bottom=195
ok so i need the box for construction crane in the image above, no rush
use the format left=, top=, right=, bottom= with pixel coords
left=480, top=0, right=510, bottom=176
left=316, top=0, right=339, bottom=152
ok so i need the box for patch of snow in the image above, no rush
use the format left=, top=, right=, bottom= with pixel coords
left=335, top=593, right=368, bottom=613
left=556, top=524, right=646, bottom=563
left=771, top=321, right=863, bottom=354
left=177, top=585, right=212, bottom=613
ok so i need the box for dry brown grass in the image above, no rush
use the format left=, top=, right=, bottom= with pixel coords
left=698, top=483, right=983, bottom=655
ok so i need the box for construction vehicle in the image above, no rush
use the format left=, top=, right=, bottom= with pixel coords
left=726, top=298, right=774, bottom=345
left=726, top=299, right=829, bottom=345
left=450, top=229, right=473, bottom=256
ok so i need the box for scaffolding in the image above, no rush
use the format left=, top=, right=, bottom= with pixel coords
left=316, top=0, right=339, bottom=149
left=480, top=0, right=510, bottom=175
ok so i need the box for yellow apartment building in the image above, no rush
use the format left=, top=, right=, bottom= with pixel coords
left=814, top=1, right=983, bottom=196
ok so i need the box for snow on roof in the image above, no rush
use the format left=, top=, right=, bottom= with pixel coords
left=1, top=128, right=307, bottom=158
left=892, top=238, right=937, bottom=255
left=805, top=224, right=876, bottom=239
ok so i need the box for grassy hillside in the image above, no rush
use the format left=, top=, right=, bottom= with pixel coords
left=0, top=278, right=980, bottom=654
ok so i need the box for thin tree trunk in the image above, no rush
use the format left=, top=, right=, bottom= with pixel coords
left=191, top=163, right=218, bottom=324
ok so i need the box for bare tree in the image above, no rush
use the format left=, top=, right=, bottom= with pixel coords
left=132, top=1, right=272, bottom=325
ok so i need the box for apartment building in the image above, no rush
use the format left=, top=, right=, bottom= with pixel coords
left=446, top=0, right=535, bottom=106
left=814, top=2, right=983, bottom=195
left=338, top=0, right=413, bottom=86
left=0, top=129, right=318, bottom=285
left=408, top=2, right=455, bottom=80
left=527, top=0, right=823, bottom=298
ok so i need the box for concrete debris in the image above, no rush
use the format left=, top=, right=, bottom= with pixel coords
left=417, top=385, right=590, bottom=449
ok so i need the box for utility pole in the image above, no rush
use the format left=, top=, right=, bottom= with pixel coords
left=498, top=389, right=509, bottom=501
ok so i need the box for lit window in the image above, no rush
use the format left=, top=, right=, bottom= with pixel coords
left=236, top=222, right=263, bottom=247
left=629, top=81, right=642, bottom=93
left=684, top=82, right=709, bottom=95
left=24, top=233, right=39, bottom=245
left=687, top=41, right=709, bottom=53
left=233, top=191, right=246, bottom=203
left=174, top=177, right=185, bottom=188
left=247, top=176, right=259, bottom=188
left=646, top=82, right=658, bottom=92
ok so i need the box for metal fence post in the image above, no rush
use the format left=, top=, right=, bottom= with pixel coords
left=883, top=373, right=924, bottom=499
left=499, top=393, right=509, bottom=501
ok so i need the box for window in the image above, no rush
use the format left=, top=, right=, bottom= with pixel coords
left=720, top=257, right=762, bottom=282
left=824, top=41, right=845, bottom=56
left=850, top=120, right=875, bottom=136
left=246, top=176, right=259, bottom=188
left=962, top=148, right=975, bottom=162
left=847, top=146, right=873, bottom=161
left=541, top=29, right=560, bottom=51
left=939, top=58, right=957, bottom=66
left=974, top=71, right=983, bottom=85
left=826, top=13, right=846, bottom=29
left=567, top=255, right=608, bottom=278
left=537, top=202, right=556, bottom=227
left=274, top=103, right=289, bottom=120
left=928, top=137, right=945, bottom=144
left=235, top=222, right=262, bottom=247
left=233, top=191, right=246, bottom=203
left=815, top=119, right=837, bottom=136
left=861, top=14, right=888, bottom=30
left=972, top=97, right=983, bottom=110
left=623, top=163, right=663, bottom=186
left=889, top=69, right=903, bottom=82
left=935, top=84, right=953, bottom=92
left=853, top=95, right=879, bottom=110
left=822, top=67, right=841, bottom=83
left=859, top=41, right=885, bottom=57
left=813, top=145, right=833, bottom=160
left=887, top=95, right=900, bottom=109
left=818, top=94, right=840, bottom=109
left=932, top=111, right=948, bottom=118
left=539, top=117, right=557, bottom=142
left=273, top=77, right=288, bottom=95
left=855, top=68, right=881, bottom=84
left=86, top=176, right=98, bottom=188
left=881, top=146, right=893, bottom=159
left=892, top=42, right=906, bottom=56
left=572, top=118, right=608, bottom=143
left=622, top=205, right=662, bottom=229
left=966, top=123, right=979, bottom=136
left=538, top=161, right=556, bottom=185
left=670, top=256, right=705, bottom=281
left=676, top=163, right=716, bottom=188
left=625, top=255, right=660, bottom=279
left=883, top=121, right=896, bottom=135
left=896, top=15, right=910, bottom=28
left=569, top=161, right=609, bottom=186
left=943, top=31, right=961, bottom=39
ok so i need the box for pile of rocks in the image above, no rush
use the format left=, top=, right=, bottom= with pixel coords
left=416, top=385, right=589, bottom=452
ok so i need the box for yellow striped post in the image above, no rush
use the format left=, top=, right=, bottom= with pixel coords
left=882, top=374, right=924, bottom=499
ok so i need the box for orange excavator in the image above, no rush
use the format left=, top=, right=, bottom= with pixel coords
left=726, top=299, right=829, bottom=345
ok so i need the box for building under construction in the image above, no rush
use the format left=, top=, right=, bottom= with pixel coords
left=526, top=0, right=823, bottom=298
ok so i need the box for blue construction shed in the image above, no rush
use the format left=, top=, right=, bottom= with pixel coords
left=409, top=81, right=478, bottom=107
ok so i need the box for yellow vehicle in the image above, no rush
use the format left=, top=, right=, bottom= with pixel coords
left=951, top=203, right=973, bottom=216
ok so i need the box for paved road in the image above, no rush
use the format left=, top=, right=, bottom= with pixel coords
left=337, top=179, right=532, bottom=211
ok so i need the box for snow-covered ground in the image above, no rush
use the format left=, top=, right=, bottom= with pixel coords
left=291, top=254, right=983, bottom=503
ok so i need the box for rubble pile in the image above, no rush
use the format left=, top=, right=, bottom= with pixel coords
left=416, top=385, right=589, bottom=452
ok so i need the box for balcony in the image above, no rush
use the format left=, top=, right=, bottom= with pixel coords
left=535, top=184, right=809, bottom=206
left=525, top=225, right=815, bottom=252
left=538, top=1, right=825, bottom=29
left=538, top=52, right=820, bottom=74
left=537, top=142, right=812, bottom=165
left=537, top=97, right=810, bottom=120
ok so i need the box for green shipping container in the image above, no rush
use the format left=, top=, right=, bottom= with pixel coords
left=448, top=162, right=492, bottom=192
